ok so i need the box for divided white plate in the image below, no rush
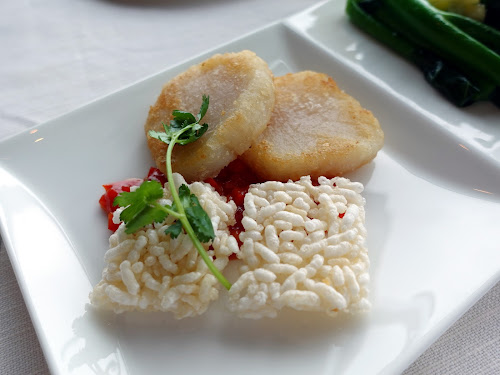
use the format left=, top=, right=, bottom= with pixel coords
left=1, top=1, right=499, bottom=374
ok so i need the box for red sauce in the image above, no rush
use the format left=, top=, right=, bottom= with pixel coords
left=99, top=161, right=343, bottom=242
left=99, top=178, right=143, bottom=214
left=146, top=166, right=167, bottom=186
left=205, top=159, right=262, bottom=248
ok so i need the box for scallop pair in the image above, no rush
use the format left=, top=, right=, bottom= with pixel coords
left=145, top=50, right=384, bottom=182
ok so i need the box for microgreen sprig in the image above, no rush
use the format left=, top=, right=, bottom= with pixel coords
left=114, top=95, right=232, bottom=290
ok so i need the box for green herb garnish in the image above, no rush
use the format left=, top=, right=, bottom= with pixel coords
left=114, top=95, right=231, bottom=290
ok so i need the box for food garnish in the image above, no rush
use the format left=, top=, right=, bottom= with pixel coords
left=92, top=51, right=378, bottom=319
left=114, top=95, right=232, bottom=290
left=346, top=0, right=500, bottom=107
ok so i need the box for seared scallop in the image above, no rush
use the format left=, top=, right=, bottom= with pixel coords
left=145, top=50, right=275, bottom=182
left=241, top=71, right=384, bottom=181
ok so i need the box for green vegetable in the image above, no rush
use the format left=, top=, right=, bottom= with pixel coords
left=426, top=1, right=500, bottom=50
left=346, top=0, right=500, bottom=107
left=115, top=95, right=232, bottom=290
left=444, top=12, right=500, bottom=54
left=148, top=99, right=209, bottom=146
left=114, top=180, right=171, bottom=234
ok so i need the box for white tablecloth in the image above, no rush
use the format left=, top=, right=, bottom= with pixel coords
left=1, top=0, right=498, bottom=374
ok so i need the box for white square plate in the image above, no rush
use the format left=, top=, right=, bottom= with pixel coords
left=1, top=2, right=499, bottom=374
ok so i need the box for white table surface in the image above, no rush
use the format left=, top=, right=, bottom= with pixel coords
left=0, top=0, right=498, bottom=374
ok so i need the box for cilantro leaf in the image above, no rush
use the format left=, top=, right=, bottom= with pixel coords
left=172, top=110, right=196, bottom=124
left=164, top=220, right=183, bottom=239
left=114, top=180, right=167, bottom=234
left=175, top=122, right=208, bottom=145
left=178, top=184, right=215, bottom=242
left=123, top=206, right=168, bottom=234
left=116, top=95, right=231, bottom=290
left=114, top=180, right=164, bottom=212
left=148, top=129, right=172, bottom=144
left=147, top=95, right=210, bottom=146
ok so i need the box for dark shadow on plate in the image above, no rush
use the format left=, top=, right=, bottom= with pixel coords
left=114, top=304, right=371, bottom=374
left=461, top=101, right=500, bottom=122
left=217, top=309, right=370, bottom=374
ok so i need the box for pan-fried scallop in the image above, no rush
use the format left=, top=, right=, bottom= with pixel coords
left=145, top=50, right=275, bottom=182
left=241, top=71, right=384, bottom=181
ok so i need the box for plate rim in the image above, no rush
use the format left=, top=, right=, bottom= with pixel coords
left=1, top=1, right=499, bottom=374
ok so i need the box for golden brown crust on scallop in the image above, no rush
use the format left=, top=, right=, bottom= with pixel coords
left=145, top=50, right=275, bottom=182
left=241, top=71, right=384, bottom=181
